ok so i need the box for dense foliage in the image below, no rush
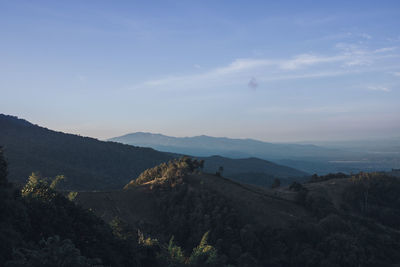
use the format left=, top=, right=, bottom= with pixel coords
left=125, top=156, right=204, bottom=188
left=0, top=149, right=131, bottom=265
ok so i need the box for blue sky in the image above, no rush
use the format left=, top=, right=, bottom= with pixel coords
left=1, top=0, right=400, bottom=142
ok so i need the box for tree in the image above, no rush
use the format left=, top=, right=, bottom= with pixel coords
left=199, top=160, right=205, bottom=172
left=271, top=178, right=281, bottom=189
left=289, top=181, right=304, bottom=192
left=50, top=175, right=66, bottom=190
left=0, top=147, right=28, bottom=265
left=164, top=236, right=185, bottom=267
left=21, top=172, right=57, bottom=200
left=0, top=147, right=8, bottom=185
left=216, top=166, right=224, bottom=177
left=350, top=172, right=374, bottom=214
left=188, top=232, right=218, bottom=267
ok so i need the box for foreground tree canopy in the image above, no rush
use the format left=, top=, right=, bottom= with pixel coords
left=0, top=149, right=219, bottom=267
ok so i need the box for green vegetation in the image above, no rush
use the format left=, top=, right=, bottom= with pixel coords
left=124, top=156, right=203, bottom=188
left=188, top=232, right=218, bottom=267
left=0, top=149, right=131, bottom=266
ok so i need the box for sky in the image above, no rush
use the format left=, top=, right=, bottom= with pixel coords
left=1, top=0, right=400, bottom=142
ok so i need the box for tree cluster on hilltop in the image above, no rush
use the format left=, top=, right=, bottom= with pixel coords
left=124, top=156, right=204, bottom=189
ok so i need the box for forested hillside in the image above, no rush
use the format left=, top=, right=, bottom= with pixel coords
left=76, top=158, right=400, bottom=267
left=0, top=114, right=175, bottom=190
left=3, top=144, right=400, bottom=266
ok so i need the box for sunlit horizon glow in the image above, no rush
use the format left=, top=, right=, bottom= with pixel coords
left=1, top=1, right=399, bottom=142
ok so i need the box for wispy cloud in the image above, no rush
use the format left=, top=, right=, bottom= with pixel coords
left=374, top=47, right=397, bottom=53
left=247, top=105, right=358, bottom=115
left=335, top=43, right=373, bottom=66
left=316, top=31, right=372, bottom=42
left=359, top=33, right=372, bottom=40
left=367, top=85, right=391, bottom=92
left=213, top=59, right=272, bottom=75
left=279, top=54, right=344, bottom=70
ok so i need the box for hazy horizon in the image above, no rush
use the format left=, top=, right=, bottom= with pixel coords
left=107, top=130, right=400, bottom=144
left=1, top=1, right=400, bottom=142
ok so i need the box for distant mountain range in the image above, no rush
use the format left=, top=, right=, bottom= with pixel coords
left=0, top=114, right=306, bottom=190
left=108, top=132, right=346, bottom=159
left=109, top=132, right=400, bottom=174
